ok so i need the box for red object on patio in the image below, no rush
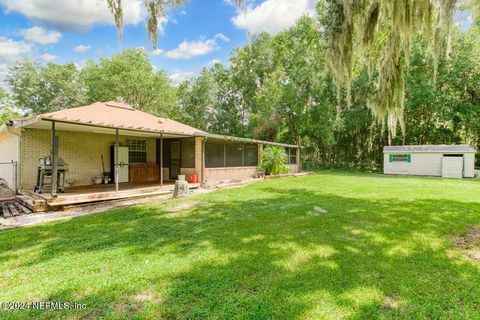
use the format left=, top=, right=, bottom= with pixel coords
left=188, top=174, right=198, bottom=183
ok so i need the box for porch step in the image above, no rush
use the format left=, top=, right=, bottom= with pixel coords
left=47, top=189, right=173, bottom=210
left=17, top=192, right=47, bottom=213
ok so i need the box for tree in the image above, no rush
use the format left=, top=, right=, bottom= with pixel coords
left=80, top=48, right=178, bottom=118
left=318, top=0, right=479, bottom=140
left=107, top=0, right=245, bottom=49
left=0, top=88, right=18, bottom=123
left=177, top=68, right=217, bottom=131
left=6, top=60, right=86, bottom=114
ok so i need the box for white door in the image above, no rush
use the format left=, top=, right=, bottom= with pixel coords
left=115, top=146, right=129, bottom=183
left=442, top=156, right=463, bottom=178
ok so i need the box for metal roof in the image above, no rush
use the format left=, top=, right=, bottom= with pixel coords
left=383, top=145, right=476, bottom=153
left=5, top=101, right=299, bottom=148
left=37, top=101, right=206, bottom=136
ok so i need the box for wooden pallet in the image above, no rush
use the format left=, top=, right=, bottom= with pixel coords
left=0, top=200, right=33, bottom=218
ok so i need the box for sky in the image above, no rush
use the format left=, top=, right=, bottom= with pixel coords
left=0, top=0, right=317, bottom=85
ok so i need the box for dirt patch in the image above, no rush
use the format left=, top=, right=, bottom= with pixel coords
left=382, top=292, right=400, bottom=309
left=468, top=251, right=480, bottom=261
left=132, top=290, right=163, bottom=303
left=168, top=202, right=200, bottom=213
left=454, top=225, right=480, bottom=262
left=455, top=225, right=480, bottom=248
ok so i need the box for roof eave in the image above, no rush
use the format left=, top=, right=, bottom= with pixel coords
left=195, top=132, right=299, bottom=148
left=38, top=117, right=200, bottom=137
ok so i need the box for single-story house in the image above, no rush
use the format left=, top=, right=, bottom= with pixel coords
left=0, top=101, right=300, bottom=202
left=383, top=145, right=476, bottom=178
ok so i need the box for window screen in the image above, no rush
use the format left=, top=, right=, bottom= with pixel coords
left=244, top=144, right=258, bottom=166
left=126, top=139, right=147, bottom=163
left=181, top=139, right=195, bottom=168
left=226, top=143, right=243, bottom=167
left=205, top=142, right=224, bottom=168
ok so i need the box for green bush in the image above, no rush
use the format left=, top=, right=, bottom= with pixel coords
left=260, top=146, right=289, bottom=175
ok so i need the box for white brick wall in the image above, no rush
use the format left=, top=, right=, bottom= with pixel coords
left=20, top=128, right=156, bottom=189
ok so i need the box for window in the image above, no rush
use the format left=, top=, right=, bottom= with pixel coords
left=389, top=154, right=411, bottom=162
left=286, top=148, right=297, bottom=165
left=206, top=142, right=224, bottom=167
left=126, top=139, right=147, bottom=163
left=226, top=143, right=243, bottom=167
left=181, top=139, right=195, bottom=168
left=244, top=144, right=258, bottom=166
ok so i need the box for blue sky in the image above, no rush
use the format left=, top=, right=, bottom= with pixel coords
left=0, top=0, right=316, bottom=84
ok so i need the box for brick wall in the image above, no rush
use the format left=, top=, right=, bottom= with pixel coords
left=20, top=128, right=156, bottom=189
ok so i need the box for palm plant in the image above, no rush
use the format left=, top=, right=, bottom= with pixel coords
left=260, top=146, right=289, bottom=175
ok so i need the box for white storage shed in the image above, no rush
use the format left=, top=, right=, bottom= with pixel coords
left=383, top=145, right=476, bottom=178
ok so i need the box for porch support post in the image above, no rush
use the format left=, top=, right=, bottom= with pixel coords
left=160, top=134, right=163, bottom=186
left=257, top=144, right=263, bottom=166
left=50, top=121, right=58, bottom=198
left=194, top=136, right=204, bottom=185
left=288, top=147, right=291, bottom=167
left=223, top=142, right=226, bottom=167
left=296, top=146, right=301, bottom=173
left=115, top=129, right=119, bottom=192
left=202, top=137, right=206, bottom=184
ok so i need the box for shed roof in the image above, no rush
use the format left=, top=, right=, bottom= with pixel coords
left=383, top=145, right=476, bottom=153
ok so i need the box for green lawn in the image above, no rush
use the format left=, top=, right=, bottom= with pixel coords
left=1, top=172, right=480, bottom=319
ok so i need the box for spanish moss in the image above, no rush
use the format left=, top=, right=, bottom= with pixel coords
left=320, top=0, right=458, bottom=141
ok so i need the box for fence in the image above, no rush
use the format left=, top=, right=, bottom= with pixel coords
left=0, top=161, right=17, bottom=200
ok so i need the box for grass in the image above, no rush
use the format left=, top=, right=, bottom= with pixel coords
left=1, top=171, right=480, bottom=319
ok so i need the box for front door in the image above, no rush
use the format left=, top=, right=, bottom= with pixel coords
left=170, top=141, right=181, bottom=179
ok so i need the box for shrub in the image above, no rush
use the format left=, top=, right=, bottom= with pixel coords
left=260, top=146, right=289, bottom=175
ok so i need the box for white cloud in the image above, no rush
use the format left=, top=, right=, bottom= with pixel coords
left=21, top=26, right=62, bottom=45
left=0, top=37, right=32, bottom=82
left=169, top=70, right=194, bottom=85
left=163, top=34, right=229, bottom=60
left=73, top=44, right=91, bottom=53
left=214, top=33, right=230, bottom=42
left=0, top=37, right=32, bottom=63
left=151, top=48, right=164, bottom=56
left=232, top=0, right=316, bottom=35
left=0, top=0, right=144, bottom=31
left=208, top=59, right=221, bottom=66
left=180, top=10, right=187, bottom=15
left=40, top=53, right=56, bottom=62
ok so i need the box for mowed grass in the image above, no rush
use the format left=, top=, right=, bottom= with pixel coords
left=1, top=172, right=480, bottom=319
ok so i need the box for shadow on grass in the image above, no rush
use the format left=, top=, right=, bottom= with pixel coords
left=1, top=183, right=480, bottom=319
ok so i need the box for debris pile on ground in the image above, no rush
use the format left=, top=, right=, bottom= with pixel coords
left=0, top=178, right=14, bottom=199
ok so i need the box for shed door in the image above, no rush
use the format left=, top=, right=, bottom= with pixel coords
left=441, top=156, right=463, bottom=178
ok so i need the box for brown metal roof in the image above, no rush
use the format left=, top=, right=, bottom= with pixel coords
left=38, top=101, right=206, bottom=136
left=7, top=101, right=298, bottom=148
